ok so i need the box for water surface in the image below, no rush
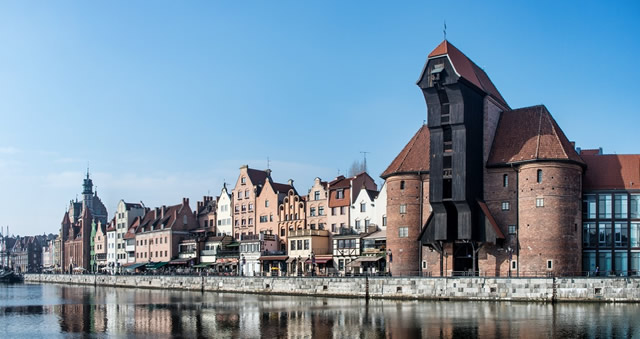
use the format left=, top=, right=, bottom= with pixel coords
left=0, top=283, right=638, bottom=338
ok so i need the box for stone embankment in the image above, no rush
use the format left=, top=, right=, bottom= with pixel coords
left=23, top=274, right=640, bottom=302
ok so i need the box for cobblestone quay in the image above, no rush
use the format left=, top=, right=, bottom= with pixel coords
left=23, top=274, right=640, bottom=302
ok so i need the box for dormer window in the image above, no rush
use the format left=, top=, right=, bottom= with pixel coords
left=336, top=189, right=344, bottom=199
left=241, top=177, right=246, bottom=185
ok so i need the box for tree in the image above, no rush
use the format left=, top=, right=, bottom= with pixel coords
left=347, top=159, right=366, bottom=177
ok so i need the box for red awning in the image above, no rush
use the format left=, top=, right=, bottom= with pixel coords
left=306, top=258, right=333, bottom=264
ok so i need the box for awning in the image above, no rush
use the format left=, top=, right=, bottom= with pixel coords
left=285, top=257, right=297, bottom=263
left=306, top=258, right=333, bottom=264
left=215, top=258, right=238, bottom=265
left=347, top=256, right=383, bottom=268
left=259, top=256, right=288, bottom=261
left=169, top=258, right=191, bottom=265
left=192, top=263, right=214, bottom=268
left=124, top=263, right=146, bottom=271
left=146, top=262, right=168, bottom=270
left=226, top=243, right=240, bottom=247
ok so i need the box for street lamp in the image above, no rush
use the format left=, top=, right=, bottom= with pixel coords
left=241, top=254, right=245, bottom=276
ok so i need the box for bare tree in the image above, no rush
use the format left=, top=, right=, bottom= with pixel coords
left=347, top=159, right=366, bottom=177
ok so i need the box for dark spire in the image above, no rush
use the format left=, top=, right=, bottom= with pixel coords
left=82, top=168, right=93, bottom=195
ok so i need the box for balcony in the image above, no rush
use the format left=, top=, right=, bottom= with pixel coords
left=216, top=249, right=239, bottom=258
left=200, top=250, right=216, bottom=256
left=289, top=229, right=330, bottom=238
left=261, top=250, right=286, bottom=256
left=241, top=234, right=259, bottom=241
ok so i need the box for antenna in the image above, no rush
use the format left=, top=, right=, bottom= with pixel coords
left=443, top=20, right=447, bottom=40
left=360, top=151, right=369, bottom=173
left=267, top=157, right=270, bottom=170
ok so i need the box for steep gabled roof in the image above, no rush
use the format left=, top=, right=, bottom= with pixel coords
left=582, top=153, right=640, bottom=190
left=381, top=124, right=430, bottom=179
left=487, top=105, right=584, bottom=167
left=425, top=40, right=508, bottom=108
left=246, top=168, right=269, bottom=186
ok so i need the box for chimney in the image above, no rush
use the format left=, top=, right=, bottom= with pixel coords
left=599, top=147, right=603, bottom=155
left=154, top=208, right=159, bottom=219
left=161, top=205, right=167, bottom=218
left=183, top=197, right=189, bottom=206
left=266, top=169, right=272, bottom=177
left=288, top=179, right=294, bottom=186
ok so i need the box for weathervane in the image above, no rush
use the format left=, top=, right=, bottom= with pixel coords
left=443, top=20, right=447, bottom=40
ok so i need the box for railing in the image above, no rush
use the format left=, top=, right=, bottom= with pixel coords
left=290, top=229, right=330, bottom=237
left=200, top=250, right=216, bottom=256
left=241, top=234, right=260, bottom=241
left=216, top=250, right=239, bottom=257
left=261, top=250, right=286, bottom=256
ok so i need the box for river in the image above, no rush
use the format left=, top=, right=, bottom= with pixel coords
left=0, top=283, right=638, bottom=338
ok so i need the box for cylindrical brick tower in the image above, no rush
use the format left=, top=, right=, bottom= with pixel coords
left=385, top=174, right=430, bottom=276
left=516, top=162, right=582, bottom=275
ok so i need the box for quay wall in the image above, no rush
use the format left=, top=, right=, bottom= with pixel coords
left=23, top=274, right=640, bottom=302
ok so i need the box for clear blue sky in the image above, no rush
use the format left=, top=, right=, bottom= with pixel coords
left=1, top=1, right=639, bottom=236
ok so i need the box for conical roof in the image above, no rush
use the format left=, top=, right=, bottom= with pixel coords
left=381, top=125, right=430, bottom=178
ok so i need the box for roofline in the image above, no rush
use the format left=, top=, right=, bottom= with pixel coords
left=486, top=158, right=586, bottom=169
left=380, top=170, right=430, bottom=180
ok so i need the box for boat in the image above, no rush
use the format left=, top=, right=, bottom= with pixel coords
left=0, top=270, right=24, bottom=283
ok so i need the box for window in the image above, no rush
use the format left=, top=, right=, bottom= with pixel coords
left=537, top=169, right=543, bottom=183
left=400, top=204, right=407, bottom=214
left=338, top=259, right=344, bottom=271
left=290, top=240, right=296, bottom=251
left=398, top=227, right=409, bottom=238
left=631, top=195, right=640, bottom=219
left=599, top=222, right=612, bottom=247
left=318, top=206, right=324, bottom=216
left=270, top=214, right=273, bottom=222
left=265, top=200, right=269, bottom=207
left=511, top=260, right=517, bottom=270
left=583, top=195, right=596, bottom=219
left=422, top=261, right=427, bottom=269
left=360, top=203, right=366, bottom=212
left=599, top=195, right=612, bottom=219
left=260, top=216, right=267, bottom=223
left=249, top=203, right=254, bottom=212
left=631, top=223, right=640, bottom=247
left=382, top=216, right=387, bottom=227
left=319, top=223, right=325, bottom=230
left=241, top=177, right=246, bottom=184
left=340, top=223, right=345, bottom=230
left=355, top=220, right=361, bottom=228
left=244, top=190, right=249, bottom=198
left=501, top=202, right=510, bottom=211
left=336, top=189, right=344, bottom=199
left=332, top=207, right=336, bottom=216
left=281, top=228, right=285, bottom=237
left=536, top=198, right=544, bottom=208
left=237, top=191, right=242, bottom=199
left=297, top=240, right=302, bottom=250
left=508, top=225, right=517, bottom=235
left=400, top=181, right=405, bottom=190
left=310, top=223, right=316, bottom=230
left=314, top=191, right=320, bottom=200
left=503, top=174, right=508, bottom=188
left=615, top=222, right=628, bottom=247
left=331, top=224, right=337, bottom=232
left=615, top=194, right=628, bottom=219
left=242, top=205, right=247, bottom=212
left=304, top=240, right=309, bottom=250
left=248, top=218, right=253, bottom=225
left=310, top=207, right=316, bottom=216
left=365, top=219, right=370, bottom=227
left=340, top=206, right=346, bottom=215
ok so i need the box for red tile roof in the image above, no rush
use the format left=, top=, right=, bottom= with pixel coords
left=427, top=40, right=508, bottom=108
left=487, top=105, right=584, bottom=166
left=582, top=153, right=640, bottom=190
left=381, top=124, right=430, bottom=178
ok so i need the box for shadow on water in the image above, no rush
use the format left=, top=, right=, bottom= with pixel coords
left=1, top=283, right=640, bottom=338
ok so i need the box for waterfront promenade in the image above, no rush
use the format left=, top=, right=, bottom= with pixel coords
left=24, top=274, right=640, bottom=303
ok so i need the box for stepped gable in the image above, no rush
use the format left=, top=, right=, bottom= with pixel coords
left=581, top=152, right=640, bottom=190
left=381, top=124, right=430, bottom=178
left=426, top=40, right=508, bottom=108
left=487, top=105, right=584, bottom=166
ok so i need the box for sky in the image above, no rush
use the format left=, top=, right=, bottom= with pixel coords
left=1, top=1, right=639, bottom=236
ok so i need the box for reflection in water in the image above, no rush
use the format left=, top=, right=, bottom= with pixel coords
left=0, top=283, right=639, bottom=338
